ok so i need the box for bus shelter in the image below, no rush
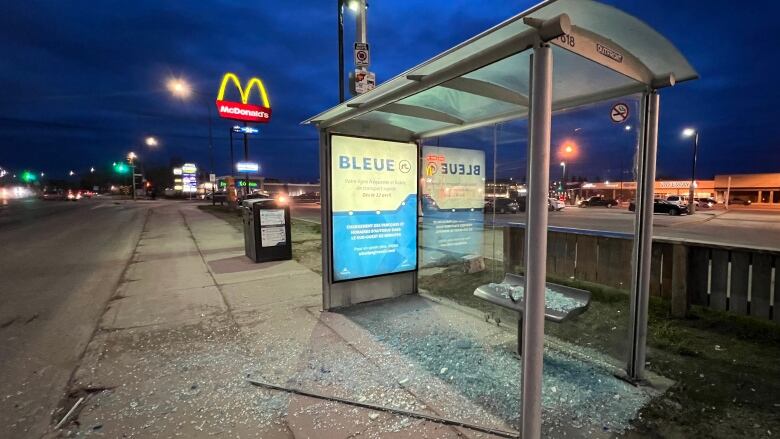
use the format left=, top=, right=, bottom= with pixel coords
left=304, top=0, right=697, bottom=436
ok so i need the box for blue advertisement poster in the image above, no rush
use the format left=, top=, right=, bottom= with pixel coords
left=420, top=146, right=485, bottom=266
left=330, top=135, right=418, bottom=281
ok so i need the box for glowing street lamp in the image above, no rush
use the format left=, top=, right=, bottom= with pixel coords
left=166, top=76, right=214, bottom=178
left=69, top=170, right=75, bottom=176
left=90, top=167, right=95, bottom=173
left=145, top=136, right=158, bottom=147
left=166, top=77, right=191, bottom=98
left=682, top=127, right=700, bottom=214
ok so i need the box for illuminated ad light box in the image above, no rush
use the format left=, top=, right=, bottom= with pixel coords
left=330, top=135, right=417, bottom=281
left=236, top=161, right=260, bottom=173
left=215, top=73, right=272, bottom=123
left=420, top=146, right=485, bottom=266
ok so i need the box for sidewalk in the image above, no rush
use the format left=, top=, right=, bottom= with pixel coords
left=54, top=202, right=654, bottom=438
left=53, top=203, right=506, bottom=438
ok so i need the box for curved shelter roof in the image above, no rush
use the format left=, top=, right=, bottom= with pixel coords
left=303, top=0, right=697, bottom=139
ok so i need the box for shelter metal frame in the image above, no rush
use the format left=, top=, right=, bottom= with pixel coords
left=305, top=1, right=696, bottom=436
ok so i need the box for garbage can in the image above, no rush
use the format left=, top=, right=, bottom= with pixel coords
left=241, top=199, right=292, bottom=263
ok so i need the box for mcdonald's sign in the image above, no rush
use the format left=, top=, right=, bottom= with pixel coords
left=215, top=73, right=272, bottom=123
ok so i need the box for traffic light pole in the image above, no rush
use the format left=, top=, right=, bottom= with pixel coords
left=131, top=163, right=136, bottom=201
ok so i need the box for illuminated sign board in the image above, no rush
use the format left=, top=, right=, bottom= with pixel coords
left=219, top=180, right=258, bottom=188
left=420, top=146, right=485, bottom=266
left=330, top=135, right=417, bottom=281
left=216, top=73, right=272, bottom=123
left=232, top=126, right=260, bottom=134
left=236, top=161, right=260, bottom=173
left=181, top=163, right=197, bottom=174
left=172, top=168, right=183, bottom=175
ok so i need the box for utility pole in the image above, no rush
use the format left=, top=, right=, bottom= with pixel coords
left=687, top=131, right=699, bottom=214
left=131, top=162, right=136, bottom=201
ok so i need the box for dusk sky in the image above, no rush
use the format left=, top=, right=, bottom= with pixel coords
left=1, top=0, right=778, bottom=182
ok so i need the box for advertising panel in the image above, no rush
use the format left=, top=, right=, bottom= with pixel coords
left=420, top=146, right=485, bottom=266
left=330, top=135, right=417, bottom=281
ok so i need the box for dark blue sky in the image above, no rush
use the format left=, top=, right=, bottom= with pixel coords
left=1, top=0, right=778, bottom=182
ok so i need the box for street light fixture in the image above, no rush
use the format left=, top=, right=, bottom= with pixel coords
left=69, top=170, right=75, bottom=176
left=166, top=76, right=214, bottom=181
left=682, top=127, right=699, bottom=214
left=90, top=167, right=95, bottom=173
left=145, top=136, right=159, bottom=147
left=166, top=77, right=192, bottom=99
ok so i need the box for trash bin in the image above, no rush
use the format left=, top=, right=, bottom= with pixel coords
left=241, top=199, right=292, bottom=263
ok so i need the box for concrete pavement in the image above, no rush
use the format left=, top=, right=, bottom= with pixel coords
left=58, top=202, right=511, bottom=438
left=46, top=200, right=653, bottom=439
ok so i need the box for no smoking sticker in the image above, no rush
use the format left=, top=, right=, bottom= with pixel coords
left=610, top=103, right=629, bottom=123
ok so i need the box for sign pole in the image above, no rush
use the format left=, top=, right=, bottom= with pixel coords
left=244, top=122, right=250, bottom=198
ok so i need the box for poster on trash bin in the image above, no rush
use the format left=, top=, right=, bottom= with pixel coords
left=330, top=135, right=417, bottom=281
left=420, top=146, right=485, bottom=266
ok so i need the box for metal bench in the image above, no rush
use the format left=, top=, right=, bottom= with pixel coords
left=473, top=273, right=591, bottom=354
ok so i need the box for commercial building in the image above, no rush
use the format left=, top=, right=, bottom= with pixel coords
left=573, top=173, right=780, bottom=207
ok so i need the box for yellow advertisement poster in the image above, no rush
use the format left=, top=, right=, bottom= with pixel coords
left=330, top=135, right=418, bottom=281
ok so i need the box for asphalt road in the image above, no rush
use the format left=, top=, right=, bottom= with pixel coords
left=291, top=203, right=780, bottom=250
left=0, top=198, right=151, bottom=438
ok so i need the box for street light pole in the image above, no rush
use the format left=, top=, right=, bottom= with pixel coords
left=560, top=162, right=566, bottom=202
left=683, top=128, right=699, bottom=214
left=337, top=0, right=345, bottom=103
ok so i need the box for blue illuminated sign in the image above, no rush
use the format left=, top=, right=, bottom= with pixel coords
left=232, top=126, right=260, bottom=134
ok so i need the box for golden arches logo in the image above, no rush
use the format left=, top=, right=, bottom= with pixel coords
left=216, top=73, right=270, bottom=108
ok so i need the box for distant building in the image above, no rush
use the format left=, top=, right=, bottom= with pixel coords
left=571, top=172, right=780, bottom=207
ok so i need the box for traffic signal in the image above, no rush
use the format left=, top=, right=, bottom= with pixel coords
left=114, top=162, right=129, bottom=174
left=20, top=170, right=37, bottom=183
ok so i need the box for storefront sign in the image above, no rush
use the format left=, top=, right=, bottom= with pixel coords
left=421, top=146, right=485, bottom=266
left=330, top=135, right=417, bottom=281
left=215, top=73, right=272, bottom=123
left=181, top=163, right=197, bottom=174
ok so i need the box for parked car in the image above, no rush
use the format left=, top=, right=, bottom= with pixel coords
left=667, top=195, right=698, bottom=207
left=292, top=192, right=320, bottom=203
left=629, top=199, right=688, bottom=215
left=488, top=197, right=519, bottom=214
left=578, top=195, right=618, bottom=208
left=696, top=197, right=716, bottom=208
left=548, top=197, right=565, bottom=211
left=421, top=194, right=439, bottom=212
left=730, top=197, right=752, bottom=205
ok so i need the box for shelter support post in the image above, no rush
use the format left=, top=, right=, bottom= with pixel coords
left=627, top=91, right=660, bottom=380
left=319, top=130, right=333, bottom=310
left=521, top=42, right=553, bottom=439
